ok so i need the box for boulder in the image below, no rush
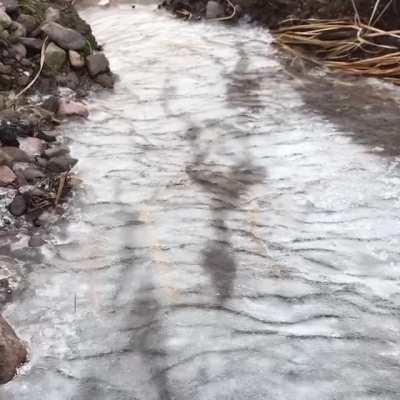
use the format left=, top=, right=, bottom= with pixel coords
left=44, top=42, right=66, bottom=73
left=0, top=315, right=26, bottom=384
left=68, top=50, right=84, bottom=69
left=0, top=165, right=16, bottom=186
left=40, top=96, right=59, bottom=114
left=86, top=53, right=110, bottom=77
left=47, top=154, right=77, bottom=172
left=41, top=22, right=86, bottom=51
left=0, top=11, right=11, bottom=29
left=58, top=100, right=88, bottom=118
left=206, top=1, right=224, bottom=18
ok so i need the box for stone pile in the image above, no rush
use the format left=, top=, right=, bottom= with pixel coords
left=0, top=0, right=114, bottom=96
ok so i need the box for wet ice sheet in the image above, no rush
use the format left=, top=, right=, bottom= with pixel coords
left=2, top=5, right=400, bottom=400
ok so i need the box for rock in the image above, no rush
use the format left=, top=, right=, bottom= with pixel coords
left=37, top=131, right=57, bottom=143
left=94, top=72, right=115, bottom=88
left=57, top=71, right=79, bottom=90
left=45, top=7, right=60, bottom=23
left=0, top=62, right=12, bottom=74
left=41, top=22, right=86, bottom=51
left=17, top=14, right=37, bottom=34
left=9, top=21, right=27, bottom=39
left=0, top=11, right=11, bottom=29
left=68, top=50, right=84, bottom=69
left=0, top=150, right=12, bottom=166
left=19, top=137, right=45, bottom=157
left=206, top=0, right=224, bottom=18
left=40, top=96, right=59, bottom=113
left=19, top=167, right=45, bottom=182
left=44, top=42, right=66, bottom=73
left=0, top=315, right=26, bottom=384
left=34, top=157, right=48, bottom=168
left=86, top=53, right=110, bottom=77
left=10, top=43, right=27, bottom=61
left=0, top=74, right=13, bottom=91
left=0, top=165, right=16, bottom=186
left=58, top=100, right=88, bottom=118
left=0, top=122, right=19, bottom=147
left=2, top=0, right=19, bottom=16
left=8, top=194, right=26, bottom=216
left=0, top=147, right=31, bottom=163
left=20, top=37, right=43, bottom=51
left=28, top=234, right=45, bottom=247
left=47, top=154, right=77, bottom=172
left=0, top=118, right=34, bottom=145
left=43, top=144, right=69, bottom=159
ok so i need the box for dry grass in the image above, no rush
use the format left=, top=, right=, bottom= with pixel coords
left=274, top=18, right=400, bottom=84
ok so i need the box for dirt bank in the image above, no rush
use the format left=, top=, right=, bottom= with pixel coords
left=162, top=0, right=400, bottom=28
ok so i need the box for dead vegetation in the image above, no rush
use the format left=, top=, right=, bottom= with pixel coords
left=274, top=0, right=400, bottom=84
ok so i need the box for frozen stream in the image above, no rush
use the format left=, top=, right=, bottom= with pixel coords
left=2, top=4, right=400, bottom=399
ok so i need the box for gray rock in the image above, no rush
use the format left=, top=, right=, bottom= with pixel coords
left=17, top=14, right=37, bottom=34
left=20, top=37, right=43, bottom=51
left=0, top=11, right=12, bottom=29
left=68, top=50, right=84, bottom=69
left=0, top=315, right=27, bottom=384
left=86, top=53, right=110, bottom=77
left=41, top=22, right=86, bottom=51
left=94, top=72, right=115, bottom=88
left=8, top=194, right=26, bottom=216
left=47, top=155, right=77, bottom=172
left=44, top=144, right=69, bottom=159
left=206, top=0, right=224, bottom=18
left=44, top=42, right=66, bottom=73
left=45, top=7, right=60, bottom=23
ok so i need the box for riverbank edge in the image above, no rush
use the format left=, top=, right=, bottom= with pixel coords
left=0, top=0, right=113, bottom=384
